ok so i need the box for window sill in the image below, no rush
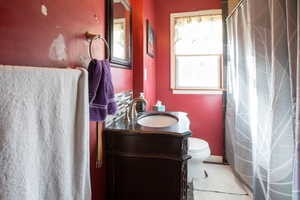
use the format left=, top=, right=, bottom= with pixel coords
left=172, top=89, right=224, bottom=95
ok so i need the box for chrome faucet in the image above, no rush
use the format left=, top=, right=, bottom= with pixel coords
left=127, top=97, right=148, bottom=122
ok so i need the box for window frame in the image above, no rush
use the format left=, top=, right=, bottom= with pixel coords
left=170, top=9, right=224, bottom=94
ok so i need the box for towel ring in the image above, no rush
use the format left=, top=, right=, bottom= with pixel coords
left=85, top=32, right=110, bottom=60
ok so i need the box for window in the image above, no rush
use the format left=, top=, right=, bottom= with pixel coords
left=170, top=10, right=224, bottom=94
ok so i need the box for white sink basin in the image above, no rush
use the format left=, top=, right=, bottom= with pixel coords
left=137, top=113, right=178, bottom=128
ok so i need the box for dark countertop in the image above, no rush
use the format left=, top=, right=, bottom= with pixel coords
left=105, top=112, right=192, bottom=137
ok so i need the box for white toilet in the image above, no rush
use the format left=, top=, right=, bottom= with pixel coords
left=188, top=137, right=211, bottom=182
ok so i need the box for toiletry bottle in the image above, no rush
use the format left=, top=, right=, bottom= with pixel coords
left=153, top=100, right=166, bottom=112
left=136, top=92, right=146, bottom=113
left=153, top=101, right=161, bottom=111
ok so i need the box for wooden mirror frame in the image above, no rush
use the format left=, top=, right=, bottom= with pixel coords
left=106, top=0, right=133, bottom=69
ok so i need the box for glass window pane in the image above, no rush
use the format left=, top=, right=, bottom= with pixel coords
left=175, top=55, right=221, bottom=89
left=174, top=15, right=223, bottom=55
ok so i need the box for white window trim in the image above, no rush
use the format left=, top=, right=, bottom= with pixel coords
left=170, top=9, right=224, bottom=94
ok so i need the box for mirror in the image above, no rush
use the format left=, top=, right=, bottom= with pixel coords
left=106, top=0, right=132, bottom=68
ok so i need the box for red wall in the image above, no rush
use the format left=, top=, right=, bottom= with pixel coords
left=113, top=3, right=126, bottom=19
left=132, top=0, right=157, bottom=110
left=154, top=0, right=224, bottom=156
left=0, top=0, right=132, bottom=200
left=143, top=0, right=156, bottom=109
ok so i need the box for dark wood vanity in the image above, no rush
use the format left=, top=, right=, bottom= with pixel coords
left=104, top=112, right=191, bottom=200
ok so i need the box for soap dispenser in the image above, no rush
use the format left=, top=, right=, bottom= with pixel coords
left=136, top=92, right=146, bottom=113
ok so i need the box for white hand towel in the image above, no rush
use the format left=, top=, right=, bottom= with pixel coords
left=0, top=65, right=91, bottom=200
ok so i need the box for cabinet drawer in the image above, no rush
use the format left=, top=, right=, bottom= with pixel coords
left=105, top=131, right=189, bottom=160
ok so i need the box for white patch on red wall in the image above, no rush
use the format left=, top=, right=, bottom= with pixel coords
left=41, top=5, right=48, bottom=16
left=94, top=14, right=100, bottom=23
left=80, top=56, right=90, bottom=68
left=49, top=34, right=67, bottom=61
left=79, top=41, right=90, bottom=67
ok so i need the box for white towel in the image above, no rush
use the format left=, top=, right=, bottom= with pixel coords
left=0, top=65, right=91, bottom=200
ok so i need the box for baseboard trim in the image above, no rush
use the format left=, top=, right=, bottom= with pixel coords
left=204, top=155, right=223, bottom=163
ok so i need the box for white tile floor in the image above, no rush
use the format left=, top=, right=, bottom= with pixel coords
left=191, top=163, right=252, bottom=200
left=194, top=191, right=251, bottom=200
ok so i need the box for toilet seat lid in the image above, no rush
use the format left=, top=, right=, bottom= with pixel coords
left=188, top=137, right=209, bottom=152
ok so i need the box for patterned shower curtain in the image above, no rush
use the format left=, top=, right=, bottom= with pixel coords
left=225, top=0, right=300, bottom=199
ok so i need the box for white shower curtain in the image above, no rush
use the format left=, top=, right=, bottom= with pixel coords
left=225, top=0, right=300, bottom=199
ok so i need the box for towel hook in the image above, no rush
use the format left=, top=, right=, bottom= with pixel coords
left=85, top=32, right=110, bottom=60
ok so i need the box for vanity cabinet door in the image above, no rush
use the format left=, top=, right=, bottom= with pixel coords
left=113, top=157, right=182, bottom=200
left=105, top=131, right=190, bottom=200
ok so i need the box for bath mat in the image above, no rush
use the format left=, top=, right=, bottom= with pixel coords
left=193, top=163, right=248, bottom=195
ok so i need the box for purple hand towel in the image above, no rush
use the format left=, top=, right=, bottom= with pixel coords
left=88, top=59, right=117, bottom=121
